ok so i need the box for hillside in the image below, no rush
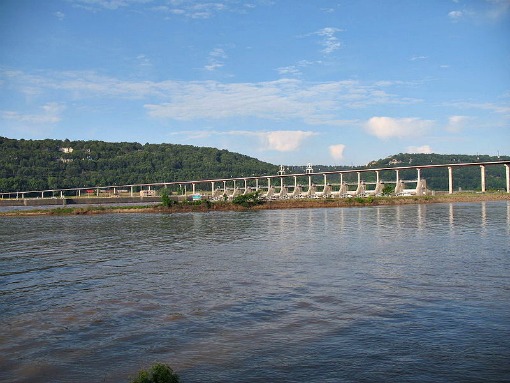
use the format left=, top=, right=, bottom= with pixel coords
left=0, top=137, right=278, bottom=192
left=0, top=137, right=508, bottom=193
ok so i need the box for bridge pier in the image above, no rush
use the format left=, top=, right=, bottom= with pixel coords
left=506, top=164, right=510, bottom=193
left=480, top=165, right=486, bottom=192
left=448, top=166, right=453, bottom=194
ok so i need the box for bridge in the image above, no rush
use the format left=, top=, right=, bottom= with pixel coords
left=1, top=160, right=509, bottom=202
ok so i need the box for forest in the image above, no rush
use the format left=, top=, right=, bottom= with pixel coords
left=0, top=136, right=508, bottom=193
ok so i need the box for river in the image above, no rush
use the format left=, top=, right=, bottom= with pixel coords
left=1, top=201, right=509, bottom=382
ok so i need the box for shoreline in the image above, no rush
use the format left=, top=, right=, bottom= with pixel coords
left=1, top=192, right=508, bottom=217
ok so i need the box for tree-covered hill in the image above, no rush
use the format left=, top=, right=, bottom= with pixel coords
left=0, top=137, right=279, bottom=192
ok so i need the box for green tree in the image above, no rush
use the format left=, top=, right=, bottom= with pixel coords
left=130, top=363, right=179, bottom=383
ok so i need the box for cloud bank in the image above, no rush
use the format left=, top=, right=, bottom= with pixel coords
left=365, top=116, right=433, bottom=139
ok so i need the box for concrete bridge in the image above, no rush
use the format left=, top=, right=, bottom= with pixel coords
left=1, top=160, right=509, bottom=202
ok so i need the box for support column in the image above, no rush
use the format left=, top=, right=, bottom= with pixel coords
left=395, top=169, right=399, bottom=184
left=376, top=170, right=380, bottom=184
left=308, top=175, right=312, bottom=190
left=505, top=164, right=509, bottom=193
left=323, top=174, right=327, bottom=188
left=340, top=173, right=343, bottom=185
left=223, top=181, right=227, bottom=193
left=211, top=182, right=215, bottom=193
left=192, top=183, right=196, bottom=194
left=417, top=168, right=421, bottom=182
left=41, top=191, right=44, bottom=198
left=357, top=172, right=361, bottom=187
left=280, top=177, right=284, bottom=189
left=255, top=178, right=259, bottom=191
left=294, top=176, right=297, bottom=189
left=480, top=165, right=486, bottom=193
left=130, top=186, right=134, bottom=197
left=448, top=166, right=453, bottom=194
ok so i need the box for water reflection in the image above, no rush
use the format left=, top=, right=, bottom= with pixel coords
left=1, top=202, right=509, bottom=383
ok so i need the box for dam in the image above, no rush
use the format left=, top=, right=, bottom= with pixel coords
left=1, top=160, right=509, bottom=205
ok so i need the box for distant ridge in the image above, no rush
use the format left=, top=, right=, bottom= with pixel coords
left=0, top=137, right=508, bottom=192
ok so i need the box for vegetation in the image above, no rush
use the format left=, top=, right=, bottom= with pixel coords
left=0, top=137, right=278, bottom=192
left=130, top=363, right=179, bottom=383
left=232, top=190, right=264, bottom=207
left=1, top=137, right=508, bottom=193
left=160, top=188, right=174, bottom=207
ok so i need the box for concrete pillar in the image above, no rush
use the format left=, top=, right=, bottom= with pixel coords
left=192, top=183, right=196, bottom=194
left=376, top=171, right=380, bottom=184
left=323, top=174, right=327, bottom=188
left=211, top=182, right=215, bottom=193
left=244, top=179, right=248, bottom=190
left=340, top=173, right=343, bottom=185
left=395, top=169, right=399, bottom=184
left=294, top=176, right=297, bottom=188
left=448, top=166, right=453, bottom=194
left=480, top=165, right=486, bottom=193
left=308, top=175, right=312, bottom=190
left=280, top=177, right=284, bottom=190
left=417, top=168, right=421, bottom=182
left=357, top=172, right=361, bottom=187
left=255, top=178, right=259, bottom=191
left=223, top=181, right=227, bottom=193
left=505, top=164, right=510, bottom=193
left=41, top=191, right=44, bottom=198
left=130, top=186, right=133, bottom=197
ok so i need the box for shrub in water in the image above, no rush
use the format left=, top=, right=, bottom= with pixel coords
left=130, top=363, right=179, bottom=383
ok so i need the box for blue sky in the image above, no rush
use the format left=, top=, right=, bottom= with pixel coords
left=1, top=0, right=509, bottom=166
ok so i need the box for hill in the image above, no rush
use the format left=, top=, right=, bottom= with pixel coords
left=0, top=137, right=278, bottom=192
left=0, top=137, right=508, bottom=192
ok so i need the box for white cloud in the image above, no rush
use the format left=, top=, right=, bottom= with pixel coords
left=407, top=145, right=433, bottom=154
left=365, top=116, right=433, bottom=139
left=446, top=115, right=470, bottom=133
left=448, top=10, right=464, bottom=21
left=1, top=103, right=64, bottom=125
left=54, top=11, right=65, bottom=20
left=313, top=27, right=343, bottom=55
left=262, top=130, right=316, bottom=152
left=205, top=48, right=227, bottom=71
left=173, top=129, right=316, bottom=152
left=448, top=0, right=510, bottom=22
left=0, top=70, right=424, bottom=128
left=329, top=144, right=346, bottom=161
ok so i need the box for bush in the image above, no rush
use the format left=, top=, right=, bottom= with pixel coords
left=130, top=363, right=180, bottom=383
left=232, top=190, right=263, bottom=208
left=160, top=189, right=174, bottom=207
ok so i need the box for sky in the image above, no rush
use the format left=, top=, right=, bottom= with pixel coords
left=0, top=0, right=509, bottom=166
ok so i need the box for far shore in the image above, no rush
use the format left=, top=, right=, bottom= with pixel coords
left=1, top=192, right=508, bottom=217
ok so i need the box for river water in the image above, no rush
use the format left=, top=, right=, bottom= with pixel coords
left=1, top=201, right=509, bottom=382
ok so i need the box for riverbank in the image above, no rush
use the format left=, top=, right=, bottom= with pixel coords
left=1, top=192, right=508, bottom=216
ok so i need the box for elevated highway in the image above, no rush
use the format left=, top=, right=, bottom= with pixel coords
left=1, top=160, right=509, bottom=202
